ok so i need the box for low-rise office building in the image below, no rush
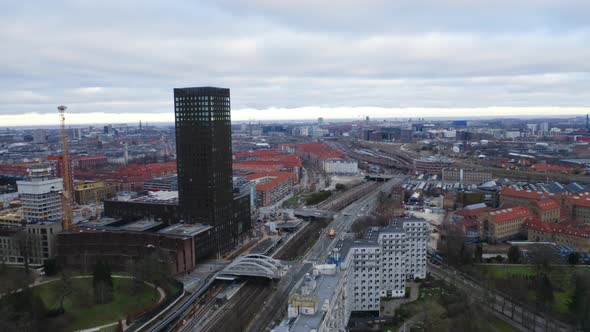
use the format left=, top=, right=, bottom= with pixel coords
left=442, top=168, right=492, bottom=184
left=143, top=174, right=178, bottom=191
left=414, top=156, right=454, bottom=175
left=0, top=221, right=62, bottom=267
left=74, top=180, right=116, bottom=205
left=56, top=219, right=213, bottom=274
left=323, top=158, right=358, bottom=175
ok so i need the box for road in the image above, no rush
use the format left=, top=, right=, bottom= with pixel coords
left=246, top=176, right=407, bottom=332
left=427, top=259, right=573, bottom=332
left=151, top=176, right=405, bottom=332
left=309, top=176, right=405, bottom=263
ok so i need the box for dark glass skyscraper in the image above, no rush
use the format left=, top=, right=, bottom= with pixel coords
left=174, top=87, right=235, bottom=254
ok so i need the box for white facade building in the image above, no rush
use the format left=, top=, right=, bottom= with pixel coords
left=323, top=158, right=358, bottom=175
left=276, top=218, right=429, bottom=332
left=504, top=131, right=521, bottom=139
left=344, top=218, right=429, bottom=312
left=17, top=167, right=63, bottom=223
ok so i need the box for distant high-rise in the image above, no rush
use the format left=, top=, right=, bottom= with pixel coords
left=174, top=87, right=235, bottom=254
left=33, top=129, right=47, bottom=144
left=17, top=165, right=63, bottom=223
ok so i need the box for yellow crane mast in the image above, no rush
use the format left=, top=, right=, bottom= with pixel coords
left=58, top=105, right=73, bottom=230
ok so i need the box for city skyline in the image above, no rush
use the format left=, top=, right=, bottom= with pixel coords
left=1, top=0, right=589, bottom=126
left=1, top=106, right=590, bottom=127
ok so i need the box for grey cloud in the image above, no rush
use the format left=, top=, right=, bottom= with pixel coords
left=0, top=0, right=588, bottom=118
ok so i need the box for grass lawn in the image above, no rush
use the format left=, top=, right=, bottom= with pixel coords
left=34, top=277, right=159, bottom=331
left=476, top=264, right=584, bottom=320
left=283, top=194, right=302, bottom=207
left=304, top=191, right=332, bottom=205
left=487, top=316, right=520, bottom=332
left=391, top=283, right=520, bottom=332
left=553, top=291, right=571, bottom=316
left=479, top=265, right=535, bottom=279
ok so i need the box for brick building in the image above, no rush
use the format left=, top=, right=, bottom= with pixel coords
left=525, top=219, right=590, bottom=251
left=566, top=193, right=590, bottom=224
left=245, top=172, right=297, bottom=207
left=499, top=187, right=562, bottom=207
left=478, top=206, right=533, bottom=243
left=56, top=222, right=212, bottom=274
left=530, top=198, right=561, bottom=223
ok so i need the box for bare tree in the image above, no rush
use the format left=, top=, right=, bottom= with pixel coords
left=57, top=271, right=73, bottom=313
left=15, top=230, right=34, bottom=273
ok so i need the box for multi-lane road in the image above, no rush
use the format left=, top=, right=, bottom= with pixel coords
left=148, top=176, right=406, bottom=332
left=246, top=176, right=407, bottom=332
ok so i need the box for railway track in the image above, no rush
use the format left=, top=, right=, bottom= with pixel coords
left=200, top=281, right=271, bottom=332
left=317, top=181, right=381, bottom=211
left=177, top=285, right=226, bottom=331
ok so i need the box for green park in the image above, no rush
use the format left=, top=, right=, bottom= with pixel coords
left=0, top=253, right=177, bottom=332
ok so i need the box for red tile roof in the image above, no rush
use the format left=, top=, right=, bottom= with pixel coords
left=529, top=164, right=572, bottom=173
left=245, top=172, right=297, bottom=191
left=500, top=187, right=561, bottom=201
left=234, top=149, right=283, bottom=159
left=533, top=198, right=560, bottom=211
left=525, top=219, right=590, bottom=239
left=233, top=150, right=302, bottom=168
left=455, top=206, right=493, bottom=217
left=488, top=206, right=532, bottom=223
left=233, top=162, right=282, bottom=173
left=568, top=193, right=590, bottom=208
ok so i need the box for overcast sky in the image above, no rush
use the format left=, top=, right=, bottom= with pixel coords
left=1, top=0, right=589, bottom=125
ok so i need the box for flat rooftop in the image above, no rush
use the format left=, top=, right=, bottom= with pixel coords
left=78, top=217, right=122, bottom=228
left=119, top=219, right=163, bottom=232
left=290, top=269, right=342, bottom=332
left=275, top=220, right=303, bottom=230
left=110, top=191, right=179, bottom=205
left=158, top=223, right=212, bottom=237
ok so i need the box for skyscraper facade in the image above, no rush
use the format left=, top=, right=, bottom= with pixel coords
left=174, top=87, right=235, bottom=254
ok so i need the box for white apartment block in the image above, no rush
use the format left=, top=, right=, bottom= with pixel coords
left=323, top=158, right=358, bottom=175
left=344, top=218, right=429, bottom=312
left=17, top=172, right=64, bottom=223
left=275, top=218, right=428, bottom=332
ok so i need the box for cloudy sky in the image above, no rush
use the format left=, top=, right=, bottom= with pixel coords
left=1, top=0, right=589, bottom=125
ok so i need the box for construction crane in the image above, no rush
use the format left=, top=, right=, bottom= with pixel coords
left=58, top=105, right=73, bottom=230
